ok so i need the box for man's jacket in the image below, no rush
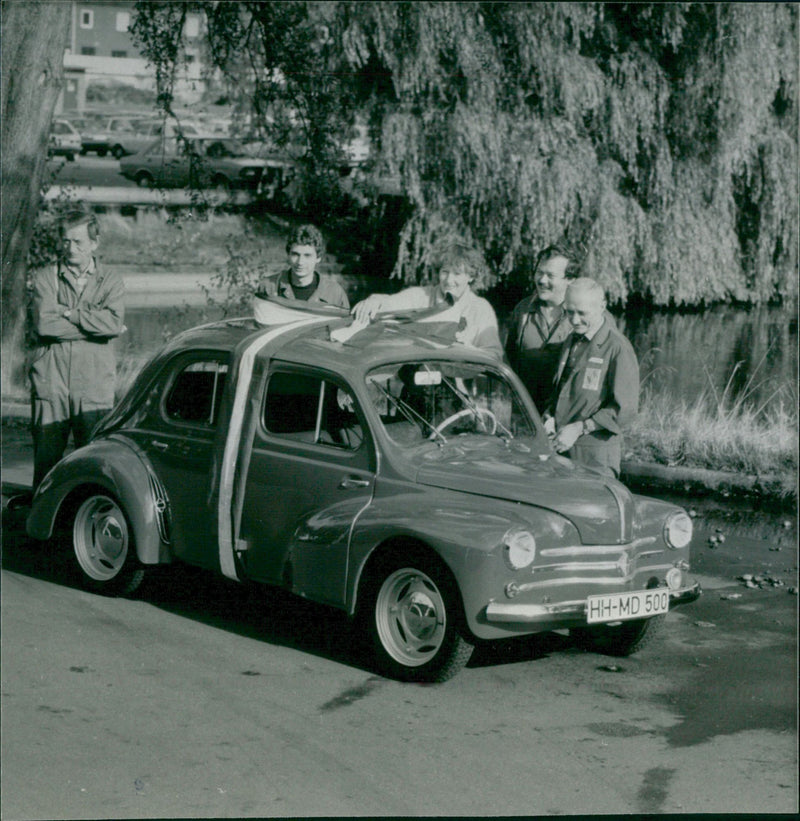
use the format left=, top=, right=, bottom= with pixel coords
left=548, top=318, right=639, bottom=475
left=257, top=270, right=349, bottom=309
left=29, top=261, right=125, bottom=407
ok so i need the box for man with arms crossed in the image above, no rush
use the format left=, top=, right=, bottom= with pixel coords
left=28, top=207, right=125, bottom=490
left=543, top=277, right=639, bottom=478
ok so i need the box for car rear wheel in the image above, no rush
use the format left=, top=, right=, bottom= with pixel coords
left=361, top=550, right=473, bottom=682
left=111, top=145, right=125, bottom=159
left=135, top=171, right=155, bottom=188
left=71, top=492, right=145, bottom=596
left=97, top=148, right=108, bottom=157
left=66, top=152, right=76, bottom=162
left=571, top=614, right=665, bottom=657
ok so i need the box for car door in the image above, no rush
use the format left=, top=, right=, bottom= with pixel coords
left=151, top=136, right=187, bottom=187
left=239, top=366, right=376, bottom=607
left=139, top=352, right=230, bottom=568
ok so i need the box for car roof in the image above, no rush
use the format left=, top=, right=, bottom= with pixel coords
left=159, top=312, right=499, bottom=376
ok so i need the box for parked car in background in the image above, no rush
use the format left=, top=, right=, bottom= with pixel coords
left=48, top=119, right=82, bottom=161
left=78, top=116, right=202, bottom=158
left=26, top=301, right=700, bottom=683
left=118, top=135, right=293, bottom=195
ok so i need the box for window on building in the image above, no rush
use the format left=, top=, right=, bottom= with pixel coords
left=80, top=9, right=93, bottom=29
left=185, top=15, right=200, bottom=37
left=111, top=50, right=128, bottom=58
left=80, top=46, right=96, bottom=56
left=116, top=11, right=130, bottom=32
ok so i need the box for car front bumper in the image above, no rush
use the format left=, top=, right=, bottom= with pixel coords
left=484, top=581, right=702, bottom=625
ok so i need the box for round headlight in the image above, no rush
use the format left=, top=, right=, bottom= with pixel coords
left=666, top=567, right=683, bottom=589
left=503, top=528, right=537, bottom=570
left=664, top=511, right=693, bottom=549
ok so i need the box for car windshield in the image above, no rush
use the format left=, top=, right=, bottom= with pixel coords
left=199, top=138, right=247, bottom=158
left=366, top=360, right=536, bottom=447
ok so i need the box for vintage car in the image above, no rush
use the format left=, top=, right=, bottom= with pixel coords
left=27, top=299, right=700, bottom=682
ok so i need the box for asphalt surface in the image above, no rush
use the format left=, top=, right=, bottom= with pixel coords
left=46, top=153, right=136, bottom=188
left=1, top=421, right=797, bottom=818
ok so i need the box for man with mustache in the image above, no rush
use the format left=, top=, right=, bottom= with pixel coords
left=28, top=207, right=125, bottom=490
left=505, top=244, right=575, bottom=412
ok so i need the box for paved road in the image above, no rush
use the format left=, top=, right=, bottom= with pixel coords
left=1, top=426, right=797, bottom=818
left=46, top=154, right=135, bottom=189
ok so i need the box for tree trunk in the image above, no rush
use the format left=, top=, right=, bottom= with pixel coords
left=1, top=0, right=69, bottom=396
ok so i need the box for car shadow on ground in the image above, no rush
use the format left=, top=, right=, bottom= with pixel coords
left=2, top=500, right=577, bottom=679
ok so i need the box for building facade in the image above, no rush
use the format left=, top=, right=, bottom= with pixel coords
left=59, top=1, right=206, bottom=112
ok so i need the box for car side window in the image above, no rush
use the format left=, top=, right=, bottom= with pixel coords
left=164, top=359, right=229, bottom=428
left=263, top=371, right=364, bottom=450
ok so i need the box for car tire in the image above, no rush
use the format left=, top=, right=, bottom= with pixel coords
left=212, top=175, right=231, bottom=193
left=66, top=152, right=76, bottom=162
left=360, top=548, right=473, bottom=682
left=571, top=614, right=666, bottom=657
left=97, top=148, right=108, bottom=157
left=135, top=171, right=155, bottom=188
left=80, top=147, right=88, bottom=155
left=70, top=491, right=145, bottom=596
left=111, top=145, right=125, bottom=160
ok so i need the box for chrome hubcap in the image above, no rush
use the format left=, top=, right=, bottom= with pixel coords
left=375, top=568, right=446, bottom=667
left=73, top=496, right=129, bottom=581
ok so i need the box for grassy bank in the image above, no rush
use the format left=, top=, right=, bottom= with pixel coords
left=627, top=383, right=798, bottom=499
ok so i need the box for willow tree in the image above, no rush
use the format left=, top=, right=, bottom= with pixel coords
left=134, top=1, right=797, bottom=306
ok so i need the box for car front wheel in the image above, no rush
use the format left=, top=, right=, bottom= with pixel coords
left=135, top=171, right=155, bottom=188
left=362, top=551, right=473, bottom=682
left=571, top=614, right=665, bottom=657
left=111, top=145, right=125, bottom=159
left=71, top=492, right=145, bottom=595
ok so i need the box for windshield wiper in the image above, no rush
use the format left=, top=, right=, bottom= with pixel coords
left=372, top=381, right=447, bottom=445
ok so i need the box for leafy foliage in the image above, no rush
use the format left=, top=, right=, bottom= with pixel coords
left=132, top=1, right=797, bottom=305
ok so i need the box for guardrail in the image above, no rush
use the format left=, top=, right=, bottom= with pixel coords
left=44, top=185, right=255, bottom=206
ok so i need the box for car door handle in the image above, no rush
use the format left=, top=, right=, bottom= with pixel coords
left=151, top=440, right=170, bottom=451
left=339, top=476, right=370, bottom=489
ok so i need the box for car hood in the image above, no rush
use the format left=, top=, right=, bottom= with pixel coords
left=412, top=438, right=632, bottom=545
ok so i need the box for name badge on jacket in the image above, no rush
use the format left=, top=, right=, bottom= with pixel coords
left=582, top=367, right=603, bottom=391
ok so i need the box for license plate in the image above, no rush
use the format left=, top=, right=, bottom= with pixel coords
left=586, top=589, right=669, bottom=624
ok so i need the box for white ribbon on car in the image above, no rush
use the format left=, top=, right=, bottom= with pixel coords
left=217, top=315, right=331, bottom=581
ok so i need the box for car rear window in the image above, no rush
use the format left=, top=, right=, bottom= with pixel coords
left=164, top=359, right=229, bottom=427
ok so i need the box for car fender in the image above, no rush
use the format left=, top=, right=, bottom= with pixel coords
left=26, top=434, right=172, bottom=565
left=344, top=486, right=574, bottom=626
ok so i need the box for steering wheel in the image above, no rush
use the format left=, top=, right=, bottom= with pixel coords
left=431, top=407, right=498, bottom=438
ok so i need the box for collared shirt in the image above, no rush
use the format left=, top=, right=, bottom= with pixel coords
left=256, top=269, right=349, bottom=309
left=370, top=285, right=503, bottom=358
left=505, top=295, right=573, bottom=409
